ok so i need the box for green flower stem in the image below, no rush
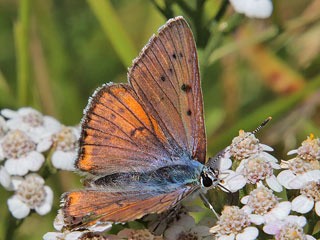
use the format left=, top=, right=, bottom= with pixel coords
left=0, top=70, right=15, bottom=107
left=149, top=0, right=174, bottom=19
left=15, top=0, right=32, bottom=106
left=212, top=0, right=229, bottom=22
left=5, top=212, right=24, bottom=240
left=208, top=26, right=279, bottom=64
left=201, top=14, right=243, bottom=67
left=87, top=0, right=137, bottom=68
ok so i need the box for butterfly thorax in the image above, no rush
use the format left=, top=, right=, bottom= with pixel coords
left=92, top=159, right=203, bottom=193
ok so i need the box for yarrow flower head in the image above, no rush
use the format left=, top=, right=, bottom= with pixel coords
left=51, top=126, right=80, bottom=171
left=289, top=134, right=320, bottom=161
left=164, top=214, right=212, bottom=240
left=241, top=185, right=291, bottom=225
left=229, top=0, right=273, bottom=19
left=105, top=228, right=163, bottom=240
left=0, top=129, right=45, bottom=176
left=1, top=107, right=61, bottom=152
left=263, top=215, right=316, bottom=240
left=7, top=173, right=53, bottom=219
left=221, top=130, right=281, bottom=192
left=210, top=206, right=258, bottom=240
left=287, top=134, right=320, bottom=170
left=290, top=176, right=320, bottom=216
left=229, top=130, right=266, bottom=160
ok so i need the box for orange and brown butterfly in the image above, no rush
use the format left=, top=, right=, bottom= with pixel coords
left=62, top=16, right=223, bottom=230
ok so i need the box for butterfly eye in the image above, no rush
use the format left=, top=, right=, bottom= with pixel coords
left=200, top=171, right=214, bottom=188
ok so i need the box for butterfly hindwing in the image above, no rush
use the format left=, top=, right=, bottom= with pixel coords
left=129, top=16, right=206, bottom=163
left=63, top=186, right=196, bottom=228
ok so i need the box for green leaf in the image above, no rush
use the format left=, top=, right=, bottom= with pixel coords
left=87, top=0, right=138, bottom=67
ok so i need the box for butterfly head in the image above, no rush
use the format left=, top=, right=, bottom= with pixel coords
left=200, top=150, right=226, bottom=189
left=200, top=166, right=220, bottom=189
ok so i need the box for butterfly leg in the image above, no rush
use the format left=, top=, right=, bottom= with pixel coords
left=148, top=204, right=183, bottom=235
left=200, top=193, right=220, bottom=220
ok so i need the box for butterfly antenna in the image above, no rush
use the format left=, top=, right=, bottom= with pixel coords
left=226, top=116, right=272, bottom=155
left=209, top=117, right=272, bottom=167
left=251, top=116, right=272, bottom=135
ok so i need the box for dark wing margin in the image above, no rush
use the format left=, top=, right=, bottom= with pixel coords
left=128, top=16, right=206, bottom=163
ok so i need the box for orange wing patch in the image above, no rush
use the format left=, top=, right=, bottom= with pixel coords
left=76, top=84, right=178, bottom=175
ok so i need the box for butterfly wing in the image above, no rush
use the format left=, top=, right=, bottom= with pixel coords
left=69, top=17, right=206, bottom=228
left=76, top=83, right=188, bottom=175
left=128, top=16, right=206, bottom=163
left=63, top=185, right=197, bottom=228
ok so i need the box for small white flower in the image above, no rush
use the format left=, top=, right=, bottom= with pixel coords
left=288, top=134, right=320, bottom=162
left=53, top=209, right=65, bottom=231
left=0, top=130, right=45, bottom=176
left=222, top=153, right=281, bottom=192
left=0, top=165, right=13, bottom=190
left=277, top=159, right=319, bottom=190
left=48, top=209, right=112, bottom=239
left=229, top=0, right=273, bottom=19
left=263, top=215, right=316, bottom=240
left=210, top=206, right=259, bottom=240
left=229, top=130, right=273, bottom=161
left=0, top=116, right=8, bottom=137
left=220, top=130, right=279, bottom=192
left=1, top=107, right=61, bottom=152
left=165, top=214, right=212, bottom=240
left=51, top=126, right=80, bottom=171
left=278, top=134, right=320, bottom=191
left=240, top=186, right=291, bottom=225
left=7, top=173, right=53, bottom=219
left=43, top=231, right=90, bottom=240
left=291, top=179, right=320, bottom=216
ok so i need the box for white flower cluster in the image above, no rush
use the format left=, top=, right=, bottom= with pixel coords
left=229, top=0, right=273, bottom=19
left=43, top=210, right=113, bottom=240
left=209, top=131, right=319, bottom=240
left=41, top=129, right=319, bottom=240
left=0, top=107, right=80, bottom=220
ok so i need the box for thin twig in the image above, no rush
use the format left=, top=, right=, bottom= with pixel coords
left=150, top=0, right=173, bottom=19
left=213, top=0, right=229, bottom=22
left=175, top=0, right=195, bottom=17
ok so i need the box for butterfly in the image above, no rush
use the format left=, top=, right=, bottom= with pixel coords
left=62, top=16, right=223, bottom=230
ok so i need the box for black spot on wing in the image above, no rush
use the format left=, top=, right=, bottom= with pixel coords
left=181, top=84, right=192, bottom=92
left=130, top=126, right=145, bottom=137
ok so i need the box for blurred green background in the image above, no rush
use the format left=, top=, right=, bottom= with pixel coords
left=0, top=0, right=320, bottom=239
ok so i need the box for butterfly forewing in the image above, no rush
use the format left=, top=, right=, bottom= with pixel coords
left=77, top=84, right=179, bottom=175
left=129, top=17, right=206, bottom=163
